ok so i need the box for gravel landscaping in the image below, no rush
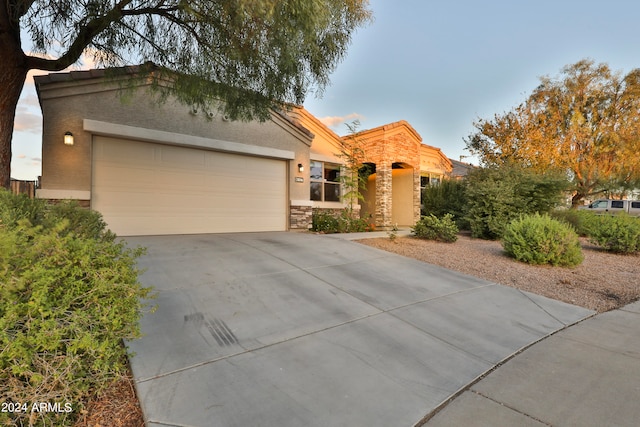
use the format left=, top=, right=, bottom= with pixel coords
left=357, top=234, right=640, bottom=313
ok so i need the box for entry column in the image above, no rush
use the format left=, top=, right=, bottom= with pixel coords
left=375, top=162, right=392, bottom=228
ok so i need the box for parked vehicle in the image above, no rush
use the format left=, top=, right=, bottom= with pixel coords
left=580, top=199, right=640, bottom=217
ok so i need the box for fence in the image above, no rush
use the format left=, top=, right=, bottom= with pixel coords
left=10, top=179, right=38, bottom=198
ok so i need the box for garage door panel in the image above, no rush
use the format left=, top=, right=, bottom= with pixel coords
left=92, top=136, right=287, bottom=235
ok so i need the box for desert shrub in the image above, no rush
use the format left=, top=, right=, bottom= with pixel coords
left=0, top=190, right=110, bottom=241
left=0, top=189, right=47, bottom=227
left=550, top=208, right=598, bottom=236
left=465, top=165, right=570, bottom=239
left=421, top=179, right=468, bottom=229
left=502, top=214, right=583, bottom=266
left=311, top=208, right=369, bottom=233
left=412, top=213, right=459, bottom=242
left=44, top=200, right=110, bottom=240
left=587, top=213, right=640, bottom=254
left=0, top=191, right=152, bottom=426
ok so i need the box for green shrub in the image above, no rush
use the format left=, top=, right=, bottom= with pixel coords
left=412, top=214, right=459, bottom=242
left=0, top=190, right=46, bottom=227
left=421, top=179, right=468, bottom=229
left=465, top=165, right=570, bottom=240
left=0, top=191, right=153, bottom=426
left=44, top=200, right=110, bottom=240
left=0, top=191, right=110, bottom=241
left=587, top=213, right=640, bottom=254
left=550, top=209, right=597, bottom=237
left=311, top=208, right=369, bottom=233
left=502, top=214, right=583, bottom=266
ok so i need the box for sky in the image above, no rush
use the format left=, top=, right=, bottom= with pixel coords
left=10, top=0, right=640, bottom=180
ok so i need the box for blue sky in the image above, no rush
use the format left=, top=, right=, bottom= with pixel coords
left=11, top=0, right=640, bottom=180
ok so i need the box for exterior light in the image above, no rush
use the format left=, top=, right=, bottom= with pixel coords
left=298, top=163, right=304, bottom=173
left=64, top=131, right=74, bottom=146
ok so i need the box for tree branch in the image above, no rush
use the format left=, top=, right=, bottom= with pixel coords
left=23, top=1, right=194, bottom=72
left=24, top=0, right=137, bottom=71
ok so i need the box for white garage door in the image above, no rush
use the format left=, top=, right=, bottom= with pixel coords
left=92, top=136, right=287, bottom=236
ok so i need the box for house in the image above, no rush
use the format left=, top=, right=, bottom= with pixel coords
left=34, top=68, right=451, bottom=235
left=341, top=122, right=452, bottom=228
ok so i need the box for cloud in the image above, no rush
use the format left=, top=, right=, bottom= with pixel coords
left=17, top=154, right=26, bottom=159
left=13, top=106, right=42, bottom=133
left=318, top=113, right=365, bottom=129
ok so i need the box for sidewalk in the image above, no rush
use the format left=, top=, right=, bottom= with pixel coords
left=424, top=300, right=640, bottom=427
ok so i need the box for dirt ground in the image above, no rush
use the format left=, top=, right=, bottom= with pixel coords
left=357, top=234, right=640, bottom=313
left=74, top=372, right=144, bottom=427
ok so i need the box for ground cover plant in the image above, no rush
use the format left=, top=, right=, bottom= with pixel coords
left=0, top=190, right=152, bottom=426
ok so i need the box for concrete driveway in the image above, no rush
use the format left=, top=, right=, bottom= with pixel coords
left=124, top=232, right=593, bottom=427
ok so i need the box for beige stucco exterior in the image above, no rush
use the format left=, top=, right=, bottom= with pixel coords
left=35, top=69, right=454, bottom=234
left=342, top=121, right=453, bottom=228
left=35, top=70, right=313, bottom=232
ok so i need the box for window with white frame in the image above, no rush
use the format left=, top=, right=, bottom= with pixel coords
left=310, top=160, right=341, bottom=202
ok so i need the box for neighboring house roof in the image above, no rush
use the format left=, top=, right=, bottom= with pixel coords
left=449, top=158, right=475, bottom=178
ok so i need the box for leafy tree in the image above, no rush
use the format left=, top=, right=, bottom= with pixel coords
left=465, top=164, right=570, bottom=239
left=0, top=0, right=372, bottom=188
left=466, top=59, right=640, bottom=206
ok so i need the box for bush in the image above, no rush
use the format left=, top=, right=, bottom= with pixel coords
left=0, top=190, right=46, bottom=227
left=550, top=208, right=597, bottom=237
left=0, top=190, right=152, bottom=426
left=421, top=179, right=468, bottom=229
left=0, top=192, right=110, bottom=241
left=587, top=213, right=640, bottom=254
left=502, top=214, right=583, bottom=266
left=311, top=208, right=369, bottom=233
left=412, top=214, right=459, bottom=242
left=465, top=165, right=570, bottom=240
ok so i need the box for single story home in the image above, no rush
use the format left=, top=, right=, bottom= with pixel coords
left=34, top=67, right=452, bottom=236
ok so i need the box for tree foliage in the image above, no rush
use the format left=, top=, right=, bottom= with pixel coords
left=421, top=178, right=468, bottom=228
left=465, top=164, right=570, bottom=239
left=0, top=0, right=373, bottom=187
left=466, top=59, right=640, bottom=205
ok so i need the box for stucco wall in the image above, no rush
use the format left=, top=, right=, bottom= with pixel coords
left=37, top=77, right=312, bottom=202
left=391, top=169, right=415, bottom=226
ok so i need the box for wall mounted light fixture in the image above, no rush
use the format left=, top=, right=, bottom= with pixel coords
left=298, top=163, right=304, bottom=173
left=64, top=132, right=74, bottom=146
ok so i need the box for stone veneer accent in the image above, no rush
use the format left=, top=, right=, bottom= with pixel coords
left=346, top=121, right=423, bottom=228
left=290, top=205, right=313, bottom=229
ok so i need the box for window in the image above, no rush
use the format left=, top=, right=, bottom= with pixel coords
left=611, top=200, right=624, bottom=209
left=310, top=161, right=341, bottom=202
left=632, top=202, right=640, bottom=209
left=591, top=200, right=608, bottom=209
left=420, top=176, right=429, bottom=190
left=421, top=175, right=441, bottom=190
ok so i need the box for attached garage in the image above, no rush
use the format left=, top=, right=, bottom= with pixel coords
left=92, top=136, right=287, bottom=236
